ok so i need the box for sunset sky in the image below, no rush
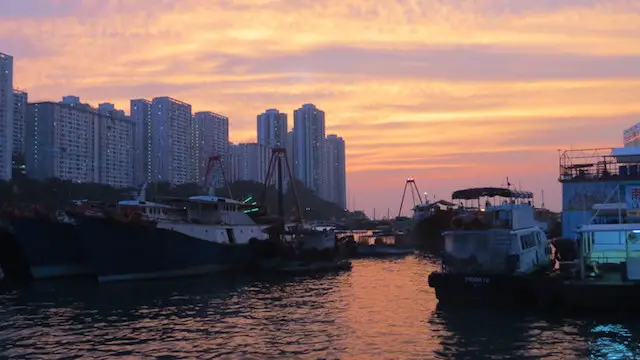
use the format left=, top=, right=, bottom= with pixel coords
left=2, top=0, right=640, bottom=216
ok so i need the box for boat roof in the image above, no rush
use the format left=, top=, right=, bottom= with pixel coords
left=155, top=195, right=247, bottom=206
left=578, top=223, right=640, bottom=232
left=452, top=187, right=533, bottom=200
left=415, top=200, right=457, bottom=208
left=187, top=195, right=245, bottom=205
left=118, top=200, right=174, bottom=208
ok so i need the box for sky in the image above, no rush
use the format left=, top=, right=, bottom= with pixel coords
left=1, top=0, right=640, bottom=216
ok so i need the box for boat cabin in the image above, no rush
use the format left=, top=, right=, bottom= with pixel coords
left=183, top=195, right=258, bottom=225
left=117, top=199, right=183, bottom=222
left=413, top=200, right=457, bottom=220
left=441, top=187, right=551, bottom=275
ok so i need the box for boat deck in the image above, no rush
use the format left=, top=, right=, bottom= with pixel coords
left=558, top=269, right=640, bottom=286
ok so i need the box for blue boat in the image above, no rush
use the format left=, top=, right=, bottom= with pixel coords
left=6, top=212, right=92, bottom=279
left=74, top=188, right=270, bottom=282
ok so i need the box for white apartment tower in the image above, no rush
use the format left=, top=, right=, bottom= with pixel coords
left=257, top=109, right=288, bottom=185
left=148, top=97, right=192, bottom=185
left=231, top=143, right=270, bottom=183
left=0, top=53, right=14, bottom=180
left=26, top=99, right=136, bottom=187
left=293, top=103, right=326, bottom=195
left=130, top=99, right=151, bottom=186
left=12, top=89, right=27, bottom=155
left=194, top=111, right=229, bottom=186
left=97, top=106, right=136, bottom=187
left=326, top=134, right=347, bottom=208
left=257, top=109, right=287, bottom=148
left=286, top=130, right=294, bottom=166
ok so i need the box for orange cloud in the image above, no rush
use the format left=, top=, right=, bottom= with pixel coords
left=2, top=0, right=640, bottom=215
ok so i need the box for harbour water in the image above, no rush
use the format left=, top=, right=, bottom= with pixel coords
left=0, top=256, right=639, bottom=359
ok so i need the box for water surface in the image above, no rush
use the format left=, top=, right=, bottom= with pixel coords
left=1, top=256, right=639, bottom=359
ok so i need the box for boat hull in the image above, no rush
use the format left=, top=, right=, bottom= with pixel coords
left=8, top=217, right=92, bottom=279
left=356, top=244, right=414, bottom=257
left=75, top=216, right=260, bottom=282
left=427, top=271, right=539, bottom=306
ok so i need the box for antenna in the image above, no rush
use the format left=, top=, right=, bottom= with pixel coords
left=541, top=189, right=545, bottom=209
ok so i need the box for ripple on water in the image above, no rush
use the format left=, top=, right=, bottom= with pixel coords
left=1, top=257, right=640, bottom=359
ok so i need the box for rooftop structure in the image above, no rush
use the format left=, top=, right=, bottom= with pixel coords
left=558, top=147, right=640, bottom=182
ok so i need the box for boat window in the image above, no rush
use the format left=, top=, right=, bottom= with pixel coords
left=520, top=233, right=536, bottom=250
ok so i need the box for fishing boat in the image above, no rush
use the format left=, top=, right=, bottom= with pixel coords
left=428, top=187, right=552, bottom=305
left=72, top=184, right=270, bottom=282
left=354, top=229, right=414, bottom=257
left=0, top=203, right=92, bottom=279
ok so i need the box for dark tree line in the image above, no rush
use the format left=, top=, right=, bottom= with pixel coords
left=0, top=175, right=348, bottom=221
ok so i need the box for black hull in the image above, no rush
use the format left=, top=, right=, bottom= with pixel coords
left=75, top=216, right=263, bottom=282
left=8, top=217, right=91, bottom=279
left=0, top=227, right=32, bottom=281
left=428, top=271, right=539, bottom=306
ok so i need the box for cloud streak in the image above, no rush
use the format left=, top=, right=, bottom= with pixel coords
left=2, top=0, right=640, bottom=215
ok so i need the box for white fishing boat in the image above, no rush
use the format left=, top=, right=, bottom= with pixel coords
left=74, top=183, right=270, bottom=282
left=428, top=187, right=552, bottom=304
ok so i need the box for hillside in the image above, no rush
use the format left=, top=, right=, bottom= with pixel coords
left=0, top=177, right=347, bottom=221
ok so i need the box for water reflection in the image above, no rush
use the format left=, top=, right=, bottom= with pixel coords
left=2, top=257, right=640, bottom=358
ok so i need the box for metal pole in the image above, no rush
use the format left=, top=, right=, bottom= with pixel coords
left=579, top=232, right=585, bottom=280
left=398, top=180, right=409, bottom=217
left=277, top=155, right=284, bottom=220
left=618, top=185, right=622, bottom=224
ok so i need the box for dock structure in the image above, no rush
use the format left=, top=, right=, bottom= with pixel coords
left=559, top=147, right=640, bottom=238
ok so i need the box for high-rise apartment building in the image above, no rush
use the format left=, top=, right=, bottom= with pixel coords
left=189, top=114, right=204, bottom=184
left=98, top=102, right=126, bottom=118
left=257, top=109, right=287, bottom=148
left=325, top=134, right=347, bottom=208
left=293, top=103, right=326, bottom=195
left=0, top=53, right=14, bottom=180
left=130, top=99, right=151, bottom=186
left=148, top=97, right=192, bottom=185
left=97, top=108, right=136, bottom=188
left=257, top=109, right=288, bottom=186
left=286, top=130, right=295, bottom=167
left=231, top=143, right=270, bottom=183
left=26, top=99, right=136, bottom=187
left=194, top=111, right=229, bottom=186
left=12, top=89, right=27, bottom=155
